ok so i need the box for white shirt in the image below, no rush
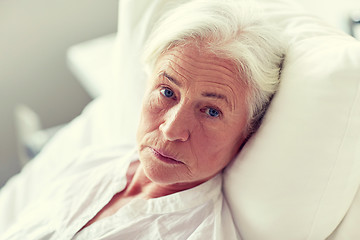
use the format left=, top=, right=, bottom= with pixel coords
left=0, top=144, right=240, bottom=240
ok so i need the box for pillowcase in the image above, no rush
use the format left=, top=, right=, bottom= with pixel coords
left=223, top=0, right=360, bottom=239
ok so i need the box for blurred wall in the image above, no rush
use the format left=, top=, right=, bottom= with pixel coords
left=0, top=0, right=118, bottom=187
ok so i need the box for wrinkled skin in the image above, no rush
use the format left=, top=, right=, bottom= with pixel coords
left=136, top=43, right=249, bottom=191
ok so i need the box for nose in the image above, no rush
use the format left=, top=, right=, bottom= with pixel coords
left=159, top=106, right=191, bottom=142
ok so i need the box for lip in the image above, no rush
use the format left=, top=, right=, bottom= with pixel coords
left=150, top=147, right=183, bottom=165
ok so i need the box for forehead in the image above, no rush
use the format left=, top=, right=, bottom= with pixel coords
left=154, top=44, right=241, bottom=85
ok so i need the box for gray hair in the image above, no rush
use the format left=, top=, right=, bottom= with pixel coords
left=143, top=0, right=285, bottom=135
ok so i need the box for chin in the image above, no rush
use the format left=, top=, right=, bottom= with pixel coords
left=139, top=150, right=182, bottom=183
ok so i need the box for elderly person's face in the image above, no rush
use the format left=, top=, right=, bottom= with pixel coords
left=136, top=43, right=248, bottom=188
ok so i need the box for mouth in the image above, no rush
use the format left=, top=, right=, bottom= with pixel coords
left=150, top=148, right=183, bottom=165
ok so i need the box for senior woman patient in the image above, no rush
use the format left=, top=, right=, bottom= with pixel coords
left=0, top=0, right=284, bottom=239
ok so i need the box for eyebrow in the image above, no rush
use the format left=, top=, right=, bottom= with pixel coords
left=162, top=72, right=183, bottom=87
left=202, top=92, right=232, bottom=109
left=201, top=92, right=227, bottom=100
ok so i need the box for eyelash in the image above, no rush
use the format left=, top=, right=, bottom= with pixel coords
left=159, top=86, right=222, bottom=119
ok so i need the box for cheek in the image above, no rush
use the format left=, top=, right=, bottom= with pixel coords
left=194, top=125, right=244, bottom=160
left=189, top=128, right=225, bottom=160
left=191, top=134, right=234, bottom=177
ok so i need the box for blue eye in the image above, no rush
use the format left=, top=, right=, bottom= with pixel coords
left=160, top=88, right=174, bottom=98
left=205, top=107, right=220, bottom=118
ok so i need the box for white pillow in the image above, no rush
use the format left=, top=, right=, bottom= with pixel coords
left=111, top=0, right=360, bottom=239
left=223, top=1, right=360, bottom=239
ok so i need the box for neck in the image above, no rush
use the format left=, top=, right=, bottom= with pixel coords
left=123, top=161, right=200, bottom=199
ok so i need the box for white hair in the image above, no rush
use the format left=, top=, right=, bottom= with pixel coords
left=143, top=0, right=285, bottom=135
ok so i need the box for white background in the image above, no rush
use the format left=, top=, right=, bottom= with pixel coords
left=0, top=0, right=118, bottom=187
